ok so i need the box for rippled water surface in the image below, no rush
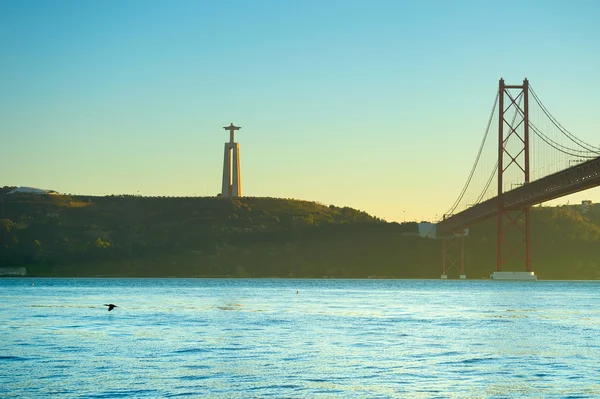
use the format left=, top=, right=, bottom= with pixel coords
left=1, top=278, right=600, bottom=398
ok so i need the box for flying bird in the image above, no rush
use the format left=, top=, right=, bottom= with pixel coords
left=104, top=304, right=118, bottom=311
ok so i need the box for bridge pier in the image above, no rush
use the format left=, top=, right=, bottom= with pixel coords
left=441, top=231, right=466, bottom=279
left=490, top=271, right=537, bottom=280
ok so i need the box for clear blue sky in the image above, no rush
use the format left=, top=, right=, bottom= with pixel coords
left=1, top=0, right=599, bottom=222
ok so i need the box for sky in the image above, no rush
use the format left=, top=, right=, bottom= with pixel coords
left=1, top=0, right=599, bottom=222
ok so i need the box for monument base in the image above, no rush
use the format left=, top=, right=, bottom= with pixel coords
left=490, top=271, right=537, bottom=281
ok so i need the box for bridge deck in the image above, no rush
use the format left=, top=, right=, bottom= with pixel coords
left=436, top=156, right=600, bottom=236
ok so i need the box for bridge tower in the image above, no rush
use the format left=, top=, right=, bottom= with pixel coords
left=221, top=123, right=242, bottom=198
left=496, top=78, right=532, bottom=274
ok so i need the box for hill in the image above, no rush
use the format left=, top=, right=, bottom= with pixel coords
left=1, top=186, right=599, bottom=279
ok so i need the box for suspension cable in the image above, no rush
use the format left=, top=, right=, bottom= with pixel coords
left=529, top=121, right=596, bottom=158
left=470, top=91, right=523, bottom=206
left=442, top=92, right=498, bottom=219
left=530, top=123, right=596, bottom=158
left=474, top=162, right=497, bottom=204
left=530, top=85, right=600, bottom=153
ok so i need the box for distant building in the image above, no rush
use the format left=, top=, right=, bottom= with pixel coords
left=8, top=186, right=58, bottom=195
left=0, top=267, right=27, bottom=276
left=582, top=200, right=592, bottom=214
left=453, top=228, right=469, bottom=238
left=418, top=222, right=437, bottom=238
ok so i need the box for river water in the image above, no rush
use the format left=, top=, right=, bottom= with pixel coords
left=1, top=278, right=599, bottom=398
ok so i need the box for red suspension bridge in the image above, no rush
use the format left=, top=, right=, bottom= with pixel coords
left=436, top=79, right=600, bottom=278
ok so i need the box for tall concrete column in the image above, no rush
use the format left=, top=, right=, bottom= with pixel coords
left=231, top=143, right=241, bottom=197
left=221, top=123, right=242, bottom=198
left=222, top=143, right=232, bottom=197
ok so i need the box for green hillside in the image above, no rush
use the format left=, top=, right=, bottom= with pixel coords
left=1, top=186, right=599, bottom=279
left=464, top=204, right=600, bottom=279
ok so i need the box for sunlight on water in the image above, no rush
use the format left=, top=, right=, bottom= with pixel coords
left=1, top=278, right=600, bottom=398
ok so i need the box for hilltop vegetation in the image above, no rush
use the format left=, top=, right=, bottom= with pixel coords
left=1, top=186, right=599, bottom=279
left=0, top=187, right=419, bottom=277
left=465, top=204, right=600, bottom=279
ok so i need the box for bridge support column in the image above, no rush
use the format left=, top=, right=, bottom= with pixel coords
left=441, top=238, right=447, bottom=279
left=441, top=232, right=466, bottom=279
left=525, top=206, right=531, bottom=272
left=460, top=234, right=466, bottom=279
left=497, top=78, right=532, bottom=273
